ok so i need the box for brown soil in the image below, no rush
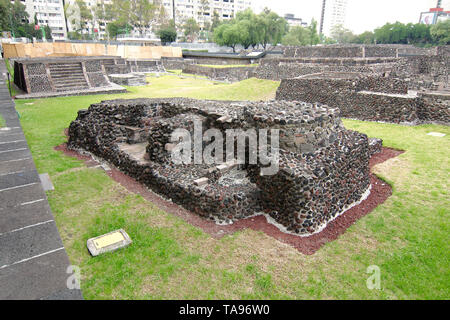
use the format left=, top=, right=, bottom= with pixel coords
left=55, top=142, right=403, bottom=255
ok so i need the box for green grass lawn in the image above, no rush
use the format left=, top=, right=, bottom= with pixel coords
left=14, top=73, right=449, bottom=300
left=0, top=114, right=5, bottom=127
left=4, top=58, right=18, bottom=97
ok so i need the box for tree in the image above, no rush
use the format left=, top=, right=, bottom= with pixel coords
left=70, top=0, right=93, bottom=36
left=10, top=0, right=29, bottom=37
left=130, top=0, right=157, bottom=35
left=259, top=8, right=288, bottom=48
left=0, top=0, right=12, bottom=32
left=213, top=23, right=241, bottom=52
left=330, top=24, right=356, bottom=44
left=158, top=21, right=177, bottom=45
left=210, top=10, right=221, bottom=32
left=182, top=18, right=200, bottom=42
left=282, top=26, right=312, bottom=46
left=106, top=21, right=132, bottom=39
left=308, top=19, right=320, bottom=45
left=235, top=9, right=263, bottom=49
left=431, top=20, right=450, bottom=45
left=353, top=31, right=375, bottom=44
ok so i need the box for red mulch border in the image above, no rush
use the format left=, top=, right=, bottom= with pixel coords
left=55, top=141, right=403, bottom=255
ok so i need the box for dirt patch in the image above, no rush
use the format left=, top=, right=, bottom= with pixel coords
left=55, top=142, right=403, bottom=255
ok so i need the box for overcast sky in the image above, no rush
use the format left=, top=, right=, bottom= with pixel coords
left=252, top=0, right=450, bottom=34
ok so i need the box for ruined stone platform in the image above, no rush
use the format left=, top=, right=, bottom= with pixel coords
left=68, top=98, right=378, bottom=236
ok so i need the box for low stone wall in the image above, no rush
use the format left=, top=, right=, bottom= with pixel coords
left=127, top=59, right=165, bottom=73
left=253, top=58, right=398, bottom=81
left=276, top=74, right=449, bottom=124
left=417, top=92, right=450, bottom=124
left=389, top=54, right=449, bottom=91
left=182, top=54, right=254, bottom=65
left=182, top=64, right=256, bottom=82
left=161, top=57, right=196, bottom=70
left=68, top=98, right=374, bottom=236
left=283, top=45, right=398, bottom=58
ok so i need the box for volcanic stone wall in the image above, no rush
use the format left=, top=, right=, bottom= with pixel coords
left=68, top=98, right=373, bottom=236
left=161, top=57, right=197, bottom=70
left=14, top=56, right=117, bottom=93
left=127, top=59, right=165, bottom=73
left=417, top=92, right=450, bottom=123
left=283, top=45, right=398, bottom=58
left=276, top=73, right=449, bottom=124
left=247, top=130, right=370, bottom=234
left=15, top=62, right=53, bottom=93
left=389, top=52, right=449, bottom=91
left=85, top=60, right=109, bottom=87
left=182, top=64, right=256, bottom=82
left=253, top=58, right=398, bottom=81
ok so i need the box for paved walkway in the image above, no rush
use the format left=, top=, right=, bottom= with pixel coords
left=0, top=60, right=83, bottom=300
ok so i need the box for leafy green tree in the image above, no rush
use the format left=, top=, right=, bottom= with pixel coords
left=353, top=31, right=375, bottom=44
left=431, top=20, right=450, bottom=45
left=10, top=0, right=29, bottom=37
left=282, top=26, right=312, bottom=46
left=158, top=26, right=177, bottom=45
left=0, top=0, right=12, bottom=32
left=182, top=18, right=200, bottom=42
left=106, top=21, right=132, bottom=39
left=130, top=0, right=157, bottom=35
left=259, top=8, right=288, bottom=48
left=213, top=23, right=241, bottom=52
left=210, top=10, right=221, bottom=32
left=235, top=9, right=263, bottom=49
left=44, top=25, right=52, bottom=40
left=75, top=0, right=93, bottom=34
left=330, top=24, right=356, bottom=44
left=308, top=19, right=320, bottom=45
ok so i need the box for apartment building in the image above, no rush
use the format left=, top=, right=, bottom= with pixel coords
left=162, top=0, right=252, bottom=29
left=65, top=0, right=111, bottom=40
left=13, top=0, right=67, bottom=39
left=320, top=0, right=348, bottom=37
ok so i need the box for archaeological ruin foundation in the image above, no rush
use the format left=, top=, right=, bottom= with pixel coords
left=68, top=98, right=382, bottom=236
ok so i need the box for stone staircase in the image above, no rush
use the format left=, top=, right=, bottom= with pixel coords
left=49, top=63, right=89, bottom=92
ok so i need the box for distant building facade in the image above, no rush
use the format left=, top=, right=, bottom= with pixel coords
left=162, top=0, right=252, bottom=29
left=12, top=0, right=67, bottom=40
left=284, top=13, right=307, bottom=28
left=319, top=0, right=348, bottom=37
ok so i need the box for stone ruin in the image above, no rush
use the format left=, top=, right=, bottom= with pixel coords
left=171, top=45, right=449, bottom=124
left=12, top=56, right=164, bottom=97
left=68, top=98, right=382, bottom=236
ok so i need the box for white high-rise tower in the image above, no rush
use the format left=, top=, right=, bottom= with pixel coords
left=319, top=0, right=348, bottom=37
